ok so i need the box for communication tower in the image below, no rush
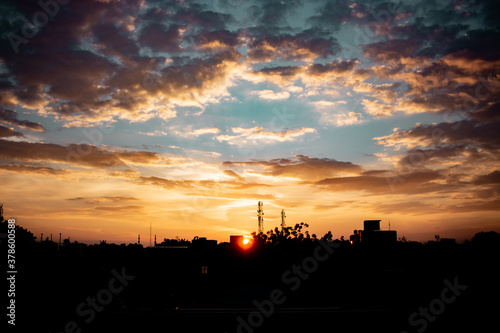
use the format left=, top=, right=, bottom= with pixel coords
left=281, top=209, right=286, bottom=230
left=257, top=201, right=264, bottom=234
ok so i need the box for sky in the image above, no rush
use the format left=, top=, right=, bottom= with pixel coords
left=0, top=0, right=499, bottom=244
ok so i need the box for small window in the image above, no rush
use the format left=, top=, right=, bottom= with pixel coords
left=201, top=266, right=208, bottom=274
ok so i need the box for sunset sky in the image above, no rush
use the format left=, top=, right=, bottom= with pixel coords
left=1, top=0, right=499, bottom=244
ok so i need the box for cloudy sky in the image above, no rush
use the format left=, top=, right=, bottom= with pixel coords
left=1, top=0, right=499, bottom=244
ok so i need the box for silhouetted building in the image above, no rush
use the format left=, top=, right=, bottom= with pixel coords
left=363, top=220, right=381, bottom=232
left=191, top=236, right=217, bottom=248
left=350, top=220, right=397, bottom=246
left=439, top=238, right=456, bottom=245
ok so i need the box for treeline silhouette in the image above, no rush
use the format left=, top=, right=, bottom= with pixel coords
left=1, top=217, right=499, bottom=333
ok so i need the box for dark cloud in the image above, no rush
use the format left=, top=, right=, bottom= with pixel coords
left=247, top=30, right=339, bottom=61
left=0, top=139, right=127, bottom=169
left=307, top=59, right=358, bottom=75
left=314, top=170, right=447, bottom=195
left=377, top=119, right=500, bottom=149
left=89, top=21, right=140, bottom=60
left=377, top=117, right=500, bottom=184
left=0, top=125, right=23, bottom=137
left=0, top=108, right=45, bottom=132
left=307, top=0, right=352, bottom=31
left=115, top=151, right=163, bottom=164
left=396, top=146, right=469, bottom=170
left=138, top=23, right=184, bottom=53
left=254, top=0, right=303, bottom=27
left=362, top=39, right=420, bottom=63
left=444, top=29, right=500, bottom=60
left=172, top=4, right=232, bottom=30
left=0, top=164, right=68, bottom=176
left=473, top=170, right=500, bottom=185
left=223, top=155, right=362, bottom=181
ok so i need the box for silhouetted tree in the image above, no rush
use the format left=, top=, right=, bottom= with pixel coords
left=158, top=237, right=190, bottom=246
left=252, top=223, right=330, bottom=247
left=472, top=231, right=500, bottom=248
left=321, top=231, right=333, bottom=242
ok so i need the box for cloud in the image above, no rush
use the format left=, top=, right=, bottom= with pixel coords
left=0, top=108, right=45, bottom=132
left=307, top=59, right=359, bottom=76
left=312, top=100, right=363, bottom=126
left=362, top=39, right=421, bottom=64
left=473, top=170, right=500, bottom=185
left=223, top=155, right=362, bottom=181
left=0, top=140, right=126, bottom=168
left=94, top=205, right=144, bottom=212
left=134, top=176, right=194, bottom=190
left=216, top=127, right=316, bottom=147
left=0, top=1, right=245, bottom=126
left=307, top=0, right=352, bottom=31
left=253, top=0, right=304, bottom=27
left=0, top=164, right=69, bottom=176
left=448, top=199, right=500, bottom=213
left=114, top=150, right=163, bottom=164
left=361, top=99, right=394, bottom=118
left=0, top=139, right=167, bottom=169
left=314, top=170, right=451, bottom=195
left=196, top=30, right=240, bottom=50
left=223, top=169, right=244, bottom=181
left=353, top=82, right=400, bottom=104
left=139, top=130, right=169, bottom=136
left=374, top=120, right=500, bottom=149
left=246, top=30, right=339, bottom=62
left=68, top=196, right=139, bottom=204
left=168, top=126, right=221, bottom=138
left=138, top=23, right=184, bottom=53
left=0, top=125, right=23, bottom=138
left=251, top=89, right=290, bottom=100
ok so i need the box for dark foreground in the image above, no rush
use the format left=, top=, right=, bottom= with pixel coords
left=5, top=235, right=500, bottom=333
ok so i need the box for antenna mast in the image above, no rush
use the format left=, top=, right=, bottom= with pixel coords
left=257, top=201, right=264, bottom=234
